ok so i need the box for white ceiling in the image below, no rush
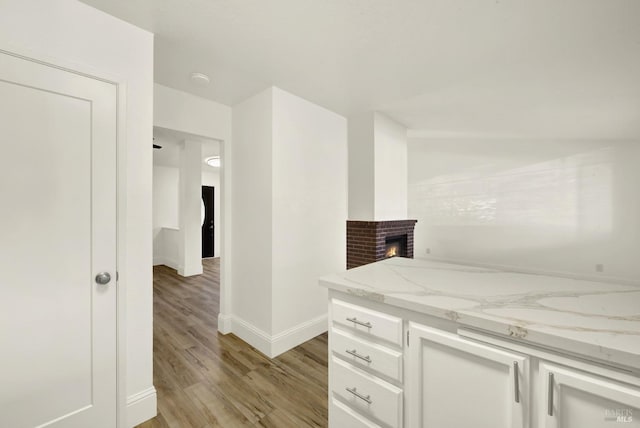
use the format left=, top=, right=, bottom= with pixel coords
left=81, top=0, right=640, bottom=139
left=153, top=126, right=220, bottom=170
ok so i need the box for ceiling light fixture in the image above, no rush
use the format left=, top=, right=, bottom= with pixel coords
left=205, top=156, right=220, bottom=168
left=190, top=72, right=210, bottom=86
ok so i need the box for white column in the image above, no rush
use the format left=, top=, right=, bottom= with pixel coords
left=348, top=112, right=376, bottom=220
left=372, top=112, right=408, bottom=220
left=178, top=139, right=203, bottom=276
left=348, top=111, right=408, bottom=221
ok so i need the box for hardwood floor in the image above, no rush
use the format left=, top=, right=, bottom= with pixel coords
left=137, top=258, right=329, bottom=428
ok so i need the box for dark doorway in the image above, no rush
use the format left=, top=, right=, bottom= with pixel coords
left=202, top=186, right=215, bottom=258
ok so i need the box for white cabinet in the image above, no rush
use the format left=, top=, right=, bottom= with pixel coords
left=329, top=298, right=404, bottom=428
left=331, top=398, right=383, bottom=428
left=332, top=357, right=403, bottom=427
left=540, top=362, right=640, bottom=428
left=331, top=328, right=403, bottom=382
left=332, top=299, right=404, bottom=346
left=327, top=291, right=640, bottom=428
left=406, top=322, right=529, bottom=428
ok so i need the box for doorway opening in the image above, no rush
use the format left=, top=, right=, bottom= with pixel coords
left=152, top=127, right=222, bottom=272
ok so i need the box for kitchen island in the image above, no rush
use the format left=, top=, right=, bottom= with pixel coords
left=320, top=257, right=640, bottom=428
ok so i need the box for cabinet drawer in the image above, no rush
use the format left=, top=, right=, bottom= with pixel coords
left=330, top=397, right=382, bottom=428
left=331, top=327, right=403, bottom=382
left=332, top=299, right=403, bottom=346
left=331, top=356, right=403, bottom=428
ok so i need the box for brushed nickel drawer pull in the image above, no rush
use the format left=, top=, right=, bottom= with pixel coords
left=548, top=372, right=554, bottom=416
left=346, top=386, right=372, bottom=404
left=346, top=317, right=372, bottom=328
left=513, top=361, right=520, bottom=403
left=346, top=349, right=372, bottom=363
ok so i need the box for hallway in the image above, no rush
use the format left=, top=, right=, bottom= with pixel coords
left=139, top=259, right=329, bottom=427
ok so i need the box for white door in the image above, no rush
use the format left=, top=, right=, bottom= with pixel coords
left=540, top=362, right=640, bottom=428
left=407, top=323, right=529, bottom=428
left=0, top=50, right=117, bottom=428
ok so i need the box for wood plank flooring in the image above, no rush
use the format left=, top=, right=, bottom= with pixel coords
left=137, top=259, right=329, bottom=428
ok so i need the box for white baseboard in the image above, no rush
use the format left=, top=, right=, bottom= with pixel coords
left=224, top=313, right=328, bottom=358
left=178, top=263, right=203, bottom=277
left=217, top=313, right=232, bottom=334
left=153, top=256, right=179, bottom=271
left=126, top=386, right=157, bottom=428
left=271, top=314, right=328, bottom=357
left=229, top=316, right=272, bottom=357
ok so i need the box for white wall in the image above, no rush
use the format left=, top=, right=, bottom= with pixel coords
left=0, top=1, right=155, bottom=426
left=348, top=111, right=408, bottom=220
left=348, top=112, right=375, bottom=219
left=153, top=166, right=221, bottom=264
left=272, top=87, right=347, bottom=339
left=153, top=166, right=179, bottom=267
left=231, top=88, right=274, bottom=337
left=153, top=166, right=180, bottom=230
left=373, top=112, right=408, bottom=220
left=155, top=83, right=231, bottom=139
left=230, top=87, right=347, bottom=357
left=408, top=138, right=640, bottom=284
left=178, top=141, right=203, bottom=276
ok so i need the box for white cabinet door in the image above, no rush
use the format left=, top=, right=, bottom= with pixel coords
left=0, top=50, right=117, bottom=428
left=407, top=323, right=529, bottom=428
left=540, top=363, right=640, bottom=428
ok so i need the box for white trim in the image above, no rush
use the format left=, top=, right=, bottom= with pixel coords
left=217, top=313, right=232, bottom=334
left=126, top=387, right=157, bottom=428
left=219, top=140, right=232, bottom=338
left=0, top=44, right=134, bottom=428
left=226, top=314, right=328, bottom=358
left=178, top=263, right=203, bottom=277
left=229, top=316, right=273, bottom=357
left=271, top=314, right=328, bottom=357
left=153, top=256, right=179, bottom=271
left=115, top=78, right=129, bottom=428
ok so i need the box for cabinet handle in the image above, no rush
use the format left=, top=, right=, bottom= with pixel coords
left=346, top=317, right=372, bottom=328
left=513, top=361, right=520, bottom=403
left=346, top=349, right=372, bottom=363
left=548, top=372, right=554, bottom=416
left=346, top=386, right=372, bottom=404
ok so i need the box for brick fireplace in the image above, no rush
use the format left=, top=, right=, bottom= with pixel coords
left=346, top=220, right=417, bottom=269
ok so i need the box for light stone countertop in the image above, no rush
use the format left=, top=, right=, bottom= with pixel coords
left=319, top=257, right=640, bottom=371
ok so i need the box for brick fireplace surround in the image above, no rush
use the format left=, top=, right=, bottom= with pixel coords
left=346, top=220, right=418, bottom=269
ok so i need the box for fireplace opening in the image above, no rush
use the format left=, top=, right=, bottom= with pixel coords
left=346, top=219, right=417, bottom=269
left=385, top=235, right=408, bottom=259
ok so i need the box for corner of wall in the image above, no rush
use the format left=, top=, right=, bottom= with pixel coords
left=126, top=387, right=157, bottom=428
left=217, top=313, right=232, bottom=334
left=225, top=313, right=328, bottom=359
left=269, top=313, right=328, bottom=357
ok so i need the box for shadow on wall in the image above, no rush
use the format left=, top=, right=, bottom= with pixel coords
left=408, top=139, right=640, bottom=283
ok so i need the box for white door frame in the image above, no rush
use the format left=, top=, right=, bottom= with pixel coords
left=0, top=44, right=129, bottom=428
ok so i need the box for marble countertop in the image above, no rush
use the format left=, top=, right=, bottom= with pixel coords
left=320, top=257, right=640, bottom=371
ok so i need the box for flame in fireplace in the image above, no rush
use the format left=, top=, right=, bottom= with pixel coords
left=386, top=245, right=398, bottom=258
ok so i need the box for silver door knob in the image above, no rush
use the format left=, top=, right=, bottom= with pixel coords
left=95, top=272, right=111, bottom=285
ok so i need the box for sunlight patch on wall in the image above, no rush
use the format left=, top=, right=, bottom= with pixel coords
left=411, top=147, right=613, bottom=240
